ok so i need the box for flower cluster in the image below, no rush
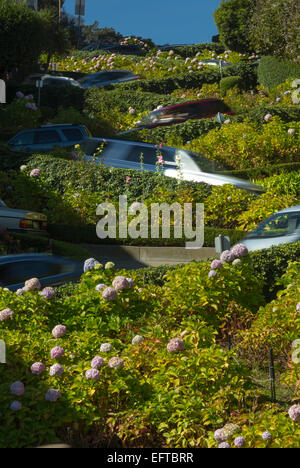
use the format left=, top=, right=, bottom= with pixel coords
left=166, top=337, right=185, bottom=353
left=0, top=308, right=14, bottom=321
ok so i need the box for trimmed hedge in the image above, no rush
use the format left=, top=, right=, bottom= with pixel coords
left=257, top=56, right=300, bottom=90
left=220, top=75, right=243, bottom=94
left=23, top=154, right=213, bottom=200
left=219, top=162, right=300, bottom=180
left=161, top=43, right=226, bottom=57
left=245, top=104, right=300, bottom=125
left=120, top=118, right=222, bottom=145
left=47, top=223, right=246, bottom=247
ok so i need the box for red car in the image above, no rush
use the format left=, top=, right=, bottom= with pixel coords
left=138, top=98, right=235, bottom=129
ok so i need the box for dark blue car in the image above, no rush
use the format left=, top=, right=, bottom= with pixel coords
left=0, top=254, right=83, bottom=292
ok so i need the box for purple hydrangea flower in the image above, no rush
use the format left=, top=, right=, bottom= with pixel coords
left=108, top=357, right=124, bottom=369
left=52, top=325, right=67, bottom=339
left=40, top=287, right=56, bottom=299
left=85, top=368, right=100, bottom=380
left=220, top=250, right=235, bottom=263
left=102, top=287, right=118, bottom=301
left=288, top=128, right=295, bottom=135
left=24, top=277, right=41, bottom=291
left=211, top=260, right=223, bottom=269
left=10, top=401, right=22, bottom=411
left=16, top=91, right=24, bottom=98
left=167, top=338, right=185, bottom=353
left=218, top=442, right=230, bottom=448
left=50, top=346, right=65, bottom=359
left=45, top=389, right=61, bottom=402
left=231, top=244, right=248, bottom=258
left=262, top=431, right=272, bottom=441
left=95, top=283, right=107, bottom=292
left=208, top=269, right=217, bottom=278
left=83, top=258, right=100, bottom=272
left=30, top=169, right=41, bottom=177
left=10, top=381, right=25, bottom=396
left=49, top=363, right=64, bottom=377
left=0, top=308, right=14, bottom=321
left=30, top=362, right=46, bottom=375
left=288, top=404, right=300, bottom=421
left=234, top=436, right=245, bottom=447
left=296, top=303, right=300, bottom=312
left=100, top=343, right=113, bottom=352
left=91, top=356, right=104, bottom=369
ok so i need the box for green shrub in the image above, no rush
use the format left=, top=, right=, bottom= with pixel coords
left=257, top=56, right=300, bottom=90
left=247, top=105, right=300, bottom=125
left=220, top=76, right=243, bottom=95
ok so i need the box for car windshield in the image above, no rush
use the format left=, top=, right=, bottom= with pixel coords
left=246, top=212, right=300, bottom=239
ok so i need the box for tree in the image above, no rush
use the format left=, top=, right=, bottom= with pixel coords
left=0, top=0, right=45, bottom=76
left=248, top=0, right=300, bottom=62
left=213, top=0, right=254, bottom=53
left=38, top=8, right=70, bottom=69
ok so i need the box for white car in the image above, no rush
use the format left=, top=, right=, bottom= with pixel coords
left=237, top=206, right=300, bottom=252
left=80, top=138, right=265, bottom=194
left=0, top=199, right=47, bottom=234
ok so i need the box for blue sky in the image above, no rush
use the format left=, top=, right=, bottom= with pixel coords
left=63, top=0, right=222, bottom=45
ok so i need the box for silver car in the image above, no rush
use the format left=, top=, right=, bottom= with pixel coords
left=238, top=206, right=300, bottom=251
left=22, top=74, right=81, bottom=88
left=0, top=199, right=47, bottom=234
left=81, top=138, right=265, bottom=194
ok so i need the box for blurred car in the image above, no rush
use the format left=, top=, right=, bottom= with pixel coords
left=81, top=137, right=265, bottom=194
left=0, top=254, right=82, bottom=291
left=237, top=206, right=300, bottom=252
left=6, top=124, right=91, bottom=153
left=22, top=74, right=81, bottom=88
left=200, top=59, right=233, bottom=67
left=0, top=199, right=47, bottom=234
left=77, top=70, right=141, bottom=88
left=81, top=43, right=144, bottom=54
left=123, top=99, right=235, bottom=132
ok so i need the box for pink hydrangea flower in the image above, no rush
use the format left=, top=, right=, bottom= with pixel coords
left=220, top=250, right=235, bottom=263
left=231, top=243, right=248, bottom=258
left=10, top=381, right=25, bottom=396
left=24, top=277, right=41, bottom=291
left=30, top=169, right=41, bottom=178
left=167, top=338, right=185, bottom=353
left=112, top=276, right=131, bottom=291
left=126, top=176, right=131, bottom=183
left=95, top=283, right=107, bottom=291
left=288, top=404, right=300, bottom=421
left=211, top=260, right=223, bottom=269
left=108, top=357, right=124, bottom=369
left=31, top=362, right=46, bottom=375
left=0, top=308, right=14, bottom=321
left=264, top=113, right=272, bottom=121
left=102, top=287, right=118, bottom=301
left=52, top=325, right=67, bottom=339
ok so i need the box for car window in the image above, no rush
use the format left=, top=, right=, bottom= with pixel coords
left=62, top=128, right=84, bottom=141
left=34, top=130, right=62, bottom=144
left=125, top=146, right=176, bottom=165
left=11, top=132, right=35, bottom=146
left=0, top=260, right=65, bottom=286
left=247, top=212, right=300, bottom=239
